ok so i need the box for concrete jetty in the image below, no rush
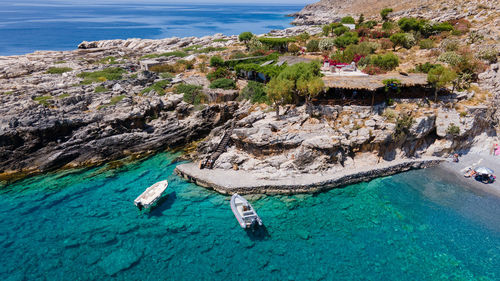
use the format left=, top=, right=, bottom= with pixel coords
left=175, top=157, right=444, bottom=195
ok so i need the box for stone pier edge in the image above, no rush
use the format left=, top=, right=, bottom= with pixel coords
left=174, top=158, right=444, bottom=195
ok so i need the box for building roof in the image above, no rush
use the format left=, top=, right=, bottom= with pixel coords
left=322, top=73, right=428, bottom=91
left=277, top=55, right=313, bottom=66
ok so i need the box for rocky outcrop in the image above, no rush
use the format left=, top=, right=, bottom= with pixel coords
left=478, top=63, right=500, bottom=134
left=291, top=0, right=500, bottom=31
left=190, top=102, right=495, bottom=183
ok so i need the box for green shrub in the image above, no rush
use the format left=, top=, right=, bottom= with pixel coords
left=177, top=59, right=195, bottom=70
left=340, top=16, right=355, bottom=24
left=440, top=38, right=460, bottom=51
left=334, top=32, right=359, bottom=49
left=141, top=51, right=188, bottom=60
left=230, top=51, right=249, bottom=59
left=94, top=85, right=108, bottom=93
left=390, top=33, right=415, bottom=50
left=109, top=95, right=126, bottom=105
left=239, top=32, right=253, bottom=42
left=419, top=39, right=435, bottom=49
left=334, top=26, right=350, bottom=36
left=382, top=108, right=397, bottom=120
left=397, top=17, right=423, bottom=32
left=382, top=21, right=395, bottom=30
left=359, top=20, right=377, bottom=29
left=414, top=62, right=441, bottom=73
left=57, top=93, right=70, bottom=99
left=447, top=124, right=460, bottom=136
left=438, top=51, right=463, bottom=67
left=432, top=22, right=453, bottom=32
left=210, top=56, right=225, bottom=67
left=33, top=95, right=52, bottom=106
left=193, top=47, right=227, bottom=54
left=175, top=84, right=206, bottom=105
left=468, top=31, right=484, bottom=44
left=379, top=38, right=394, bottom=50
left=393, top=113, right=414, bottom=142
left=288, top=43, right=301, bottom=54
left=306, top=40, right=320, bottom=52
left=77, top=67, right=126, bottom=84
left=346, top=41, right=379, bottom=55
left=247, top=36, right=266, bottom=52
left=358, top=14, right=365, bottom=24
left=149, top=64, right=176, bottom=73
left=259, top=37, right=296, bottom=51
left=209, top=78, right=236, bottom=89
left=380, top=8, right=393, bottom=21
left=370, top=52, right=399, bottom=70
left=318, top=38, right=336, bottom=51
left=297, top=32, right=310, bottom=42
left=357, top=56, right=371, bottom=67
left=160, top=72, right=175, bottom=79
left=141, top=80, right=170, bottom=95
left=213, top=39, right=229, bottom=43
left=207, top=67, right=231, bottom=81
left=46, top=67, right=72, bottom=74
left=239, top=81, right=268, bottom=104
left=322, top=25, right=332, bottom=36
left=477, top=46, right=498, bottom=63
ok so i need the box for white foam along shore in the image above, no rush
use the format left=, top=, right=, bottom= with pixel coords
left=175, top=157, right=444, bottom=195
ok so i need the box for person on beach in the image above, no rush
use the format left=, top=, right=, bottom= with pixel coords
left=453, top=153, right=459, bottom=163
left=495, top=144, right=500, bottom=156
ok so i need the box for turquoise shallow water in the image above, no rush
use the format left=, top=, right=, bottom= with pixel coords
left=1, top=153, right=500, bottom=280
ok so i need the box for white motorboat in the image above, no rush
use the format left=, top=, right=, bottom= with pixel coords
left=230, top=193, right=263, bottom=229
left=134, top=180, right=169, bottom=210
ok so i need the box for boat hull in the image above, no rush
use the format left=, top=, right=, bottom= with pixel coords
left=134, top=180, right=169, bottom=210
left=230, top=193, right=263, bottom=229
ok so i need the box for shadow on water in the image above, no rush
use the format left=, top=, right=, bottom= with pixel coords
left=246, top=224, right=270, bottom=241
left=147, top=192, right=177, bottom=217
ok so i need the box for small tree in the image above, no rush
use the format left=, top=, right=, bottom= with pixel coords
left=266, top=78, right=293, bottom=117
left=358, top=14, right=365, bottom=24
left=380, top=8, right=393, bottom=21
left=334, top=26, right=350, bottom=36
left=334, top=32, right=359, bottom=49
left=209, top=56, right=225, bottom=67
left=306, top=40, right=320, bottom=52
left=305, top=77, right=324, bottom=116
left=427, top=65, right=457, bottom=102
left=390, top=33, right=407, bottom=50
left=322, top=25, right=333, bottom=36
left=340, top=16, right=355, bottom=24
left=238, top=32, right=253, bottom=43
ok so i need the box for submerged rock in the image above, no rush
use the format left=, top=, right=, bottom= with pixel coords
left=98, top=249, right=142, bottom=276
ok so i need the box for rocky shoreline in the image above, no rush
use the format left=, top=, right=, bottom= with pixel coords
left=0, top=0, right=498, bottom=189
left=175, top=158, right=443, bottom=195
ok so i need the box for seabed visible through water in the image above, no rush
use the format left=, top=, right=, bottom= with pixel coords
left=0, top=153, right=499, bottom=280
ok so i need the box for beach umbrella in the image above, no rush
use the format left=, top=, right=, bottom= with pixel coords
left=475, top=166, right=494, bottom=175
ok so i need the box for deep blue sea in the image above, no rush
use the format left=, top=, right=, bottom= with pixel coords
left=0, top=1, right=303, bottom=56
left=1, top=152, right=500, bottom=280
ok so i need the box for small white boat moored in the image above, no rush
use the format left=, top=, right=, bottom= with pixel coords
left=230, top=193, right=263, bottom=229
left=134, top=180, right=169, bottom=210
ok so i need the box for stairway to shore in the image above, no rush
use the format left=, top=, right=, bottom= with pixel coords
left=202, top=121, right=235, bottom=169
